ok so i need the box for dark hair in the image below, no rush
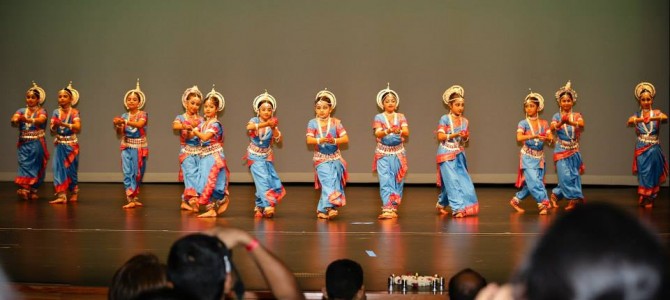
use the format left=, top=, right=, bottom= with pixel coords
left=167, top=234, right=230, bottom=300
left=127, top=91, right=140, bottom=100
left=60, top=88, right=73, bottom=97
left=559, top=92, right=574, bottom=100
left=315, top=96, right=332, bottom=106
left=326, top=259, right=364, bottom=300
left=449, top=93, right=462, bottom=101
left=187, top=92, right=201, bottom=101
left=639, top=89, right=653, bottom=98
left=205, top=96, right=220, bottom=108
left=257, top=99, right=274, bottom=110
left=448, top=268, right=487, bottom=300
left=382, top=92, right=396, bottom=101
left=514, top=202, right=668, bottom=300
left=109, top=253, right=169, bottom=300
left=27, top=88, right=41, bottom=100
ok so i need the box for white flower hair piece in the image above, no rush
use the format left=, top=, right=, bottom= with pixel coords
left=181, top=85, right=203, bottom=110
left=442, top=85, right=465, bottom=105
left=525, top=89, right=545, bottom=112
left=376, top=82, right=400, bottom=109
left=554, top=80, right=578, bottom=103
left=252, top=90, right=276, bottom=114
left=28, top=81, right=47, bottom=106
left=62, top=81, right=80, bottom=106
left=124, top=78, right=147, bottom=110
left=315, top=88, right=337, bottom=109
left=634, top=82, right=656, bottom=101
left=205, top=85, right=225, bottom=112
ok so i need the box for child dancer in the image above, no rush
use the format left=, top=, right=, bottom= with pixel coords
left=627, top=82, right=668, bottom=208
left=550, top=81, right=585, bottom=211
left=510, top=91, right=553, bottom=215
left=435, top=85, right=479, bottom=218
left=373, top=84, right=408, bottom=219
left=191, top=86, right=230, bottom=218
left=49, top=82, right=81, bottom=204
left=245, top=91, right=286, bottom=218
left=113, top=79, right=148, bottom=209
left=306, top=89, right=348, bottom=220
left=173, top=86, right=203, bottom=211
left=11, top=82, right=50, bottom=201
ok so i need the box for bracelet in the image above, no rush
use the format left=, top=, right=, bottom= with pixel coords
left=255, top=123, right=259, bottom=131
left=316, top=137, right=321, bottom=144
left=334, top=138, right=338, bottom=144
left=245, top=239, right=260, bottom=252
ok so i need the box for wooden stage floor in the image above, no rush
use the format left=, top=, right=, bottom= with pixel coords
left=0, top=182, right=667, bottom=297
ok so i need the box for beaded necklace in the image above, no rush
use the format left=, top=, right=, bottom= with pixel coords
left=526, top=115, right=540, bottom=146
left=383, top=112, right=397, bottom=133
left=640, top=109, right=654, bottom=136
left=317, top=117, right=331, bottom=139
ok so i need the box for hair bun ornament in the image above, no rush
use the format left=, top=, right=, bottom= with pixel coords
left=252, top=90, right=276, bottom=114
left=634, top=82, right=656, bottom=101
left=525, top=89, right=545, bottom=112
left=124, top=78, right=147, bottom=110
left=64, top=81, right=80, bottom=106
left=315, top=88, right=337, bottom=109
left=376, top=83, right=400, bottom=109
left=206, top=85, right=225, bottom=112
left=442, top=85, right=465, bottom=105
left=554, top=80, right=578, bottom=103
left=181, top=85, right=203, bottom=109
left=29, top=81, right=47, bottom=106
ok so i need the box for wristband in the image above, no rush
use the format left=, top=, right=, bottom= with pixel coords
left=245, top=239, right=260, bottom=252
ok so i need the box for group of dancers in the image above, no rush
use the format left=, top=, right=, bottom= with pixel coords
left=10, top=80, right=668, bottom=219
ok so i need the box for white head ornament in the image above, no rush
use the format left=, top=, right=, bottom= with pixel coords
left=525, top=89, right=545, bottom=112
left=253, top=90, right=276, bottom=114
left=443, top=85, right=465, bottom=105
left=181, top=85, right=203, bottom=110
left=205, top=85, right=225, bottom=112
left=555, top=80, right=578, bottom=103
left=62, top=81, right=80, bottom=106
left=315, top=89, right=337, bottom=109
left=28, top=81, right=46, bottom=106
left=124, top=78, right=146, bottom=110
left=376, top=83, right=400, bottom=109
left=634, top=82, right=656, bottom=101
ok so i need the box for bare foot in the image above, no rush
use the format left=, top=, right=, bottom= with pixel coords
left=550, top=193, right=559, bottom=208
left=49, top=198, right=67, bottom=204
left=180, top=202, right=195, bottom=211
left=197, top=209, right=217, bottom=218
left=30, top=192, right=39, bottom=200
left=262, top=206, right=274, bottom=218
left=216, top=198, right=229, bottom=215
left=509, top=198, right=525, bottom=213
left=453, top=212, right=465, bottom=218
left=69, top=193, right=78, bottom=202
left=17, top=189, right=29, bottom=201
left=123, top=202, right=137, bottom=209
left=133, top=201, right=143, bottom=207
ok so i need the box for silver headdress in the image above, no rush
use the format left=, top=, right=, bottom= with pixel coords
left=315, top=88, right=337, bottom=109
left=124, top=78, right=146, bottom=110
left=206, top=85, right=225, bottom=112
left=253, top=90, right=276, bottom=114
left=181, top=85, right=203, bottom=109
left=442, top=85, right=465, bottom=105
left=376, top=83, right=400, bottom=109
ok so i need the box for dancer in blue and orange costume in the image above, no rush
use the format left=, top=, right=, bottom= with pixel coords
left=549, top=81, right=585, bottom=211
left=435, top=85, right=479, bottom=218
left=191, top=86, right=230, bottom=218
left=244, top=91, right=286, bottom=218
left=10, top=82, right=50, bottom=201
left=373, top=84, right=408, bottom=219
left=49, top=82, right=81, bottom=204
left=306, top=89, right=349, bottom=220
left=173, top=86, right=203, bottom=212
left=112, top=79, right=149, bottom=209
left=627, top=82, right=668, bottom=208
left=509, top=90, right=554, bottom=215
